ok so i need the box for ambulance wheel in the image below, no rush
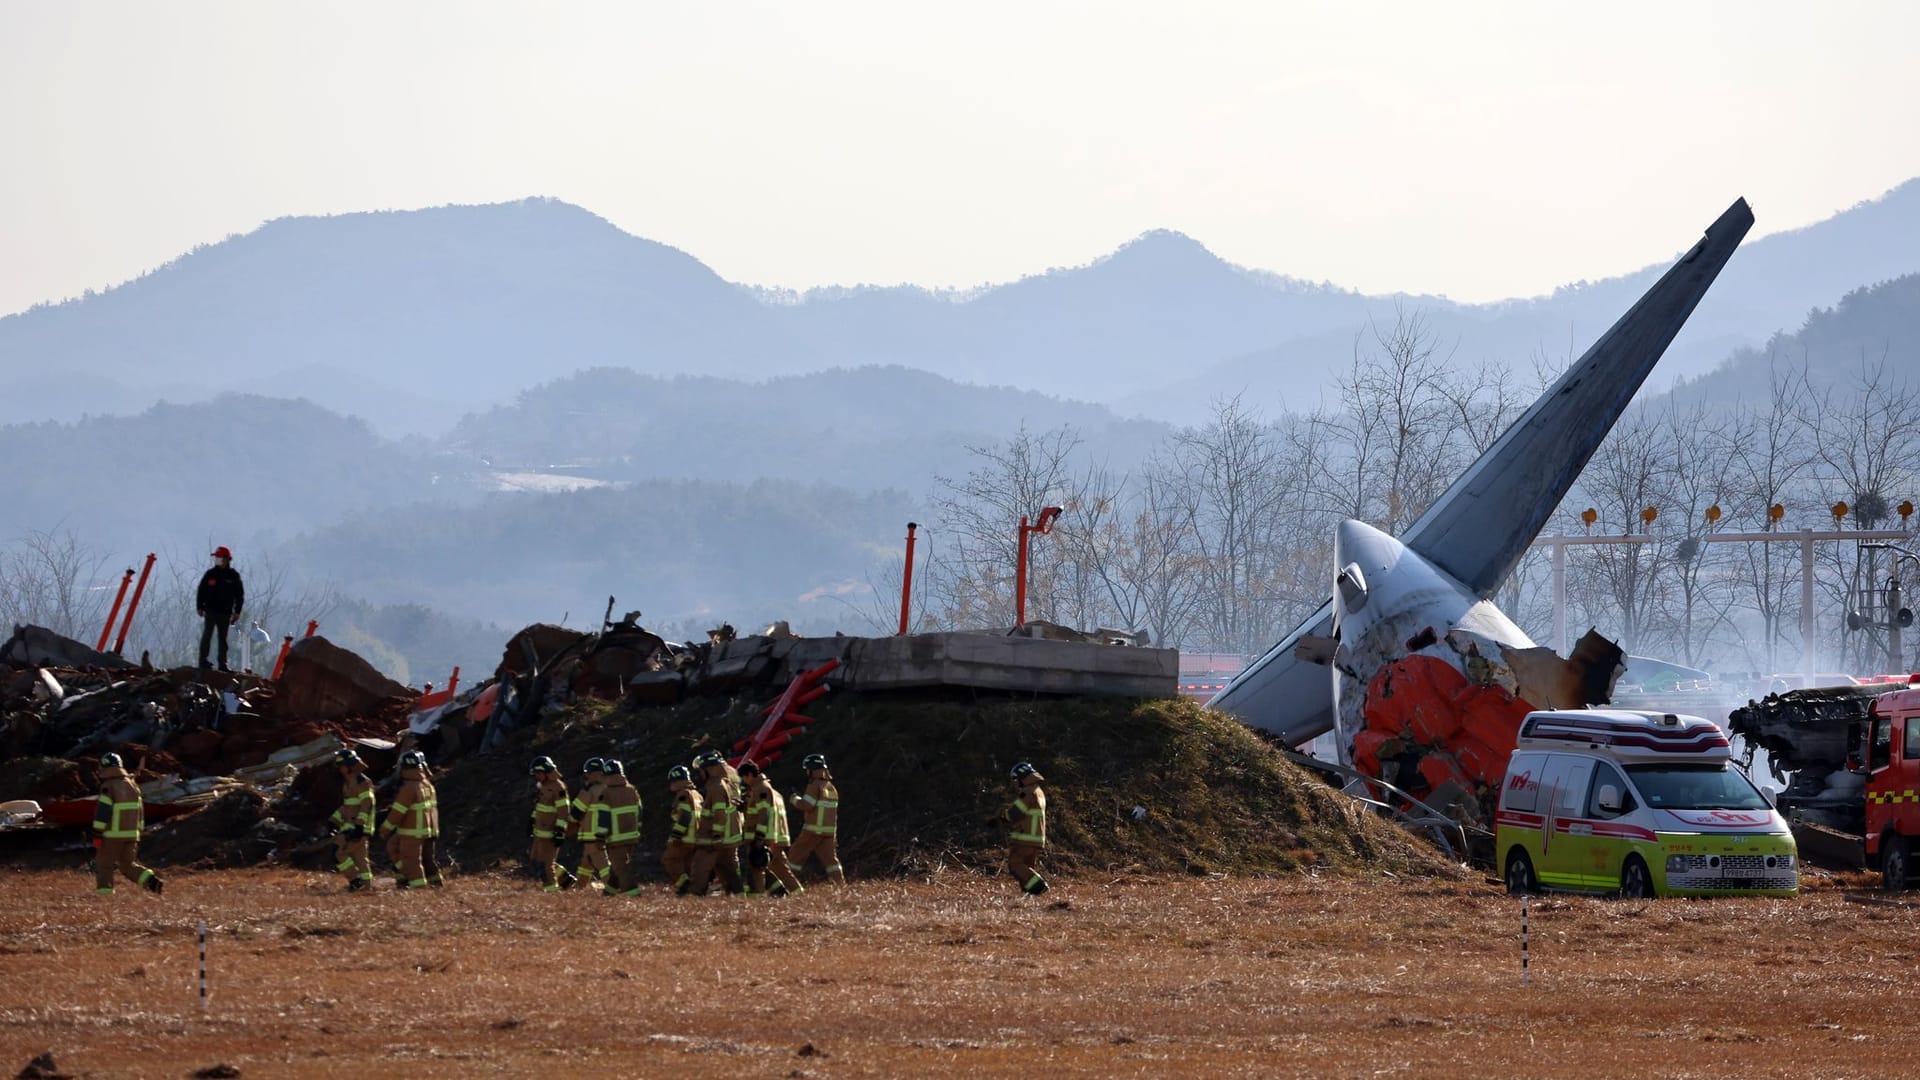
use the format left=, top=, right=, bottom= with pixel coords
left=1619, top=856, right=1655, bottom=899
left=1504, top=849, right=1537, bottom=896
left=1882, top=835, right=1910, bottom=892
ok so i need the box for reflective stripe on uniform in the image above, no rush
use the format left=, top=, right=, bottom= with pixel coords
left=799, top=794, right=838, bottom=834
left=98, top=798, right=143, bottom=839
left=1009, top=796, right=1045, bottom=844
left=607, top=804, right=641, bottom=843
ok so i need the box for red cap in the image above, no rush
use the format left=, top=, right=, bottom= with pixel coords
left=211, top=546, right=233, bottom=559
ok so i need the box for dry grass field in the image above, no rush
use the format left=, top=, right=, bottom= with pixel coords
left=1, top=867, right=1913, bottom=1079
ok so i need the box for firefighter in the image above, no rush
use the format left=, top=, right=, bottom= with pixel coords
left=687, top=750, right=744, bottom=895
left=598, top=760, right=644, bottom=897
left=329, top=748, right=376, bottom=892
left=566, top=758, right=611, bottom=891
left=739, top=760, right=802, bottom=897
left=91, top=752, right=163, bottom=896
left=528, top=756, right=576, bottom=892
left=1000, top=761, right=1049, bottom=895
left=787, top=752, right=845, bottom=886
left=663, top=765, right=702, bottom=895
left=378, top=750, right=439, bottom=889
left=419, top=753, right=445, bottom=887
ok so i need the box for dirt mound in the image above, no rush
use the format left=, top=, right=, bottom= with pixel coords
left=139, top=789, right=298, bottom=868
left=433, top=693, right=1462, bottom=880
left=0, top=755, right=88, bottom=802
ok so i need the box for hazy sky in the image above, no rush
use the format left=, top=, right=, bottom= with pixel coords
left=3, top=2, right=1918, bottom=317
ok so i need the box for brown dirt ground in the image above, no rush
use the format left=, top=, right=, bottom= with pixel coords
left=0, top=868, right=1913, bottom=1079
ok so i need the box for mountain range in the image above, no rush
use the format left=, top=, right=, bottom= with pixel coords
left=6, top=182, right=1918, bottom=436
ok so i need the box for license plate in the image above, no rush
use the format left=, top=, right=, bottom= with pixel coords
left=1722, top=866, right=1764, bottom=879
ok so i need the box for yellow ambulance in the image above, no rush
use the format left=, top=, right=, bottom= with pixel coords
left=1495, top=709, right=1798, bottom=898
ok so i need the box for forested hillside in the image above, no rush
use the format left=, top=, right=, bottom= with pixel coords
left=0, top=395, right=452, bottom=544
left=446, top=365, right=1167, bottom=489
left=1670, top=273, right=1920, bottom=404
left=275, top=480, right=917, bottom=634
left=6, top=181, right=1917, bottom=436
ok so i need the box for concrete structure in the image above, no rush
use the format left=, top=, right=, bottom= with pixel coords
left=701, top=631, right=1178, bottom=699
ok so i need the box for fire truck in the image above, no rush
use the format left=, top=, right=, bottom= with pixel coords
left=1729, top=681, right=1920, bottom=889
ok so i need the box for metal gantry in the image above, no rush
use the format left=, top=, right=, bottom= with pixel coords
left=1535, top=522, right=1909, bottom=673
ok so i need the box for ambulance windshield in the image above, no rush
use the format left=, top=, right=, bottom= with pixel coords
left=1625, top=763, right=1770, bottom=811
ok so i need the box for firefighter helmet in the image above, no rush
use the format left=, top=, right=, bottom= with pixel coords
left=693, top=749, right=726, bottom=768
left=802, top=753, right=829, bottom=770
left=529, top=755, right=557, bottom=775
left=1010, top=761, right=1040, bottom=780
left=582, top=757, right=605, bottom=774
left=99, top=751, right=124, bottom=769
left=667, top=764, right=692, bottom=783
left=602, top=759, right=625, bottom=777
left=399, top=750, right=427, bottom=770
left=334, top=748, right=363, bottom=767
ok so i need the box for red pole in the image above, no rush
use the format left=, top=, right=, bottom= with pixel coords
left=271, top=635, right=293, bottom=680
left=1015, top=515, right=1030, bottom=628
left=112, top=553, right=157, bottom=655
left=898, top=522, right=918, bottom=635
left=1013, top=507, right=1062, bottom=630
left=446, top=666, right=461, bottom=695
left=96, top=569, right=134, bottom=651
left=304, top=620, right=318, bottom=639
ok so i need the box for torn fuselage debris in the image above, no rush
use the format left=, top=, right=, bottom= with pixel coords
left=1328, top=518, right=1624, bottom=820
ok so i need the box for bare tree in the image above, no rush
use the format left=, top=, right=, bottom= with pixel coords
left=1725, top=357, right=1819, bottom=671
left=1158, top=396, right=1302, bottom=655
left=835, top=527, right=943, bottom=637
left=928, top=425, right=1085, bottom=630
left=1052, top=463, right=1210, bottom=646
left=1805, top=352, right=1920, bottom=670
left=1303, top=309, right=1460, bottom=531
left=0, top=528, right=115, bottom=641
left=1657, top=402, right=1743, bottom=666
left=1568, top=404, right=1672, bottom=656
left=1045, top=463, right=1137, bottom=633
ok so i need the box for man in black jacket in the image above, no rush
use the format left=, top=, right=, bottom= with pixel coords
left=196, top=546, right=245, bottom=672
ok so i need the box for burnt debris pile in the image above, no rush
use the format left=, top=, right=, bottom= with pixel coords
left=2, top=620, right=1460, bottom=881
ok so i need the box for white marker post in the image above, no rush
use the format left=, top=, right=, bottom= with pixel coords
left=1520, top=891, right=1536, bottom=983
left=197, top=919, right=209, bottom=1008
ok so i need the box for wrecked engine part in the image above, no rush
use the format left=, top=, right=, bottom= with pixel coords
left=1727, top=684, right=1899, bottom=833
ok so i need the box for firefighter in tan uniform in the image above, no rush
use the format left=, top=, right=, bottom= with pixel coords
left=527, top=756, right=576, bottom=892
left=739, top=760, right=803, bottom=897
left=91, top=752, right=163, bottom=895
left=787, top=753, right=846, bottom=886
left=1000, top=761, right=1050, bottom=895
left=566, top=758, right=611, bottom=891
left=378, top=750, right=439, bottom=889
left=663, top=765, right=703, bottom=895
left=687, top=750, right=745, bottom=895
left=330, top=748, right=376, bottom=892
left=598, top=760, right=644, bottom=897
left=420, top=754, right=445, bottom=887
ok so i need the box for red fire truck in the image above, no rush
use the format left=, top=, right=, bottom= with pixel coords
left=1731, top=681, right=1920, bottom=889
